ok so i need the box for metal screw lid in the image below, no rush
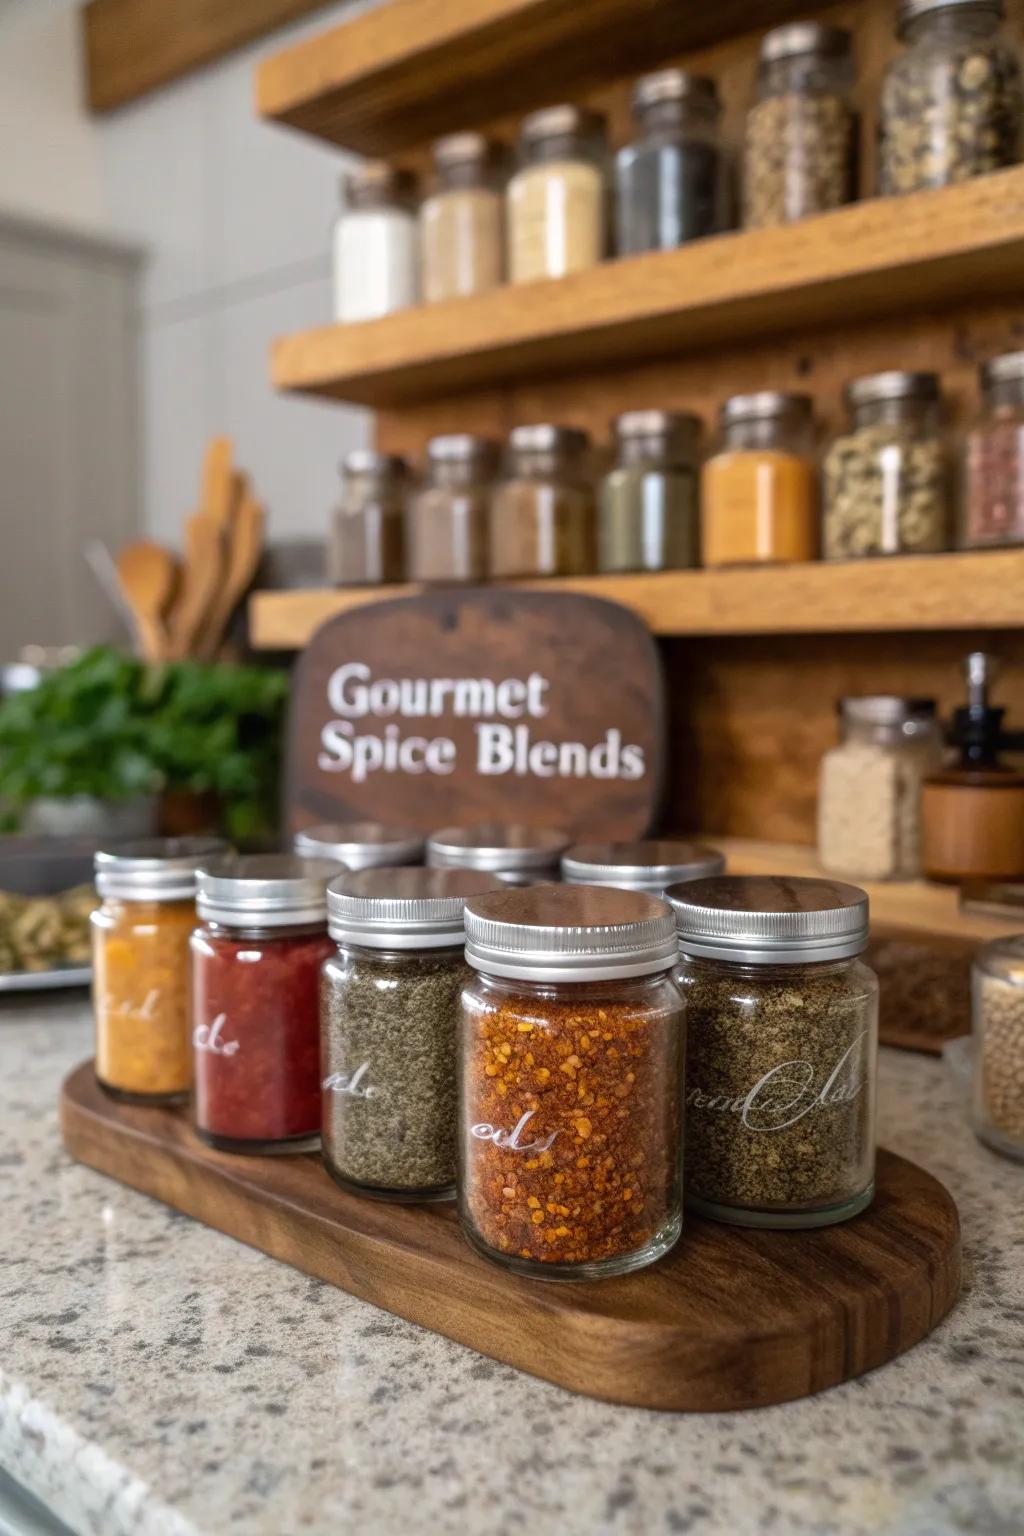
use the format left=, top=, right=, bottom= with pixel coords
left=899, top=0, right=1002, bottom=34
left=519, top=104, right=605, bottom=147
left=613, top=409, right=701, bottom=457
left=562, top=839, right=726, bottom=895
left=293, top=821, right=424, bottom=871
left=464, top=882, right=679, bottom=982
left=720, top=392, right=813, bottom=426
left=426, top=433, right=501, bottom=465
left=632, top=69, right=719, bottom=114
left=981, top=351, right=1024, bottom=390
left=95, top=837, right=229, bottom=903
left=427, top=823, right=570, bottom=874
left=668, top=874, right=869, bottom=965
left=341, top=449, right=407, bottom=479
left=507, top=423, right=590, bottom=456
left=845, top=371, right=940, bottom=409
left=328, top=867, right=504, bottom=949
left=342, top=161, right=416, bottom=207
left=760, top=22, right=852, bottom=63
left=196, top=854, right=342, bottom=928
left=840, top=695, right=937, bottom=725
left=433, top=131, right=494, bottom=168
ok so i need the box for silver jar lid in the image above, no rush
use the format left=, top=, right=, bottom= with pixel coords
left=613, top=409, right=701, bottom=453
left=519, top=104, right=605, bottom=147
left=196, top=854, right=341, bottom=928
left=464, top=883, right=678, bottom=982
left=720, top=392, right=812, bottom=426
left=845, top=371, right=940, bottom=409
left=427, top=823, right=569, bottom=874
left=507, top=423, right=589, bottom=456
left=433, top=131, right=493, bottom=169
left=760, top=22, right=852, bottom=62
left=342, top=161, right=416, bottom=208
left=981, top=351, right=1024, bottom=390
left=341, top=448, right=407, bottom=479
left=562, top=839, right=726, bottom=895
left=668, top=874, right=869, bottom=965
left=632, top=69, right=719, bottom=114
left=899, top=0, right=1002, bottom=34
left=840, top=695, right=936, bottom=725
left=293, top=821, right=424, bottom=871
left=328, top=867, right=503, bottom=950
left=426, top=433, right=501, bottom=465
left=95, top=836, right=228, bottom=903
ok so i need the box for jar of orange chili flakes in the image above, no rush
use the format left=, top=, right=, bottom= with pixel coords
left=460, top=883, right=684, bottom=1280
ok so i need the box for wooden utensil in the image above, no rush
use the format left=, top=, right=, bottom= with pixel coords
left=201, top=437, right=236, bottom=534
left=115, top=540, right=179, bottom=662
left=164, top=514, right=223, bottom=660
left=195, top=492, right=266, bottom=660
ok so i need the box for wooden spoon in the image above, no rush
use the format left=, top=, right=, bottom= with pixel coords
left=195, top=494, right=265, bottom=660
left=201, top=437, right=236, bottom=535
left=115, top=540, right=179, bottom=662
left=164, top=514, right=223, bottom=660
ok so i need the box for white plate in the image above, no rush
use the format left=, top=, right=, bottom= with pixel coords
left=0, top=965, right=91, bottom=993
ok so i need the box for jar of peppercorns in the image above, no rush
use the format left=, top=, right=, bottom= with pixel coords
left=962, top=352, right=1024, bottom=548
left=460, top=883, right=684, bottom=1280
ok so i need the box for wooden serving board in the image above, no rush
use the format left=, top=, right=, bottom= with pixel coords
left=60, top=1061, right=961, bottom=1413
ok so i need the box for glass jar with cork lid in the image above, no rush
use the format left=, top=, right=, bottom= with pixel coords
left=329, top=449, right=408, bottom=587
left=489, top=424, right=595, bottom=578
left=598, top=410, right=702, bottom=573
left=507, top=106, right=606, bottom=283
left=407, top=434, right=500, bottom=582
left=420, top=132, right=505, bottom=303
left=701, top=392, right=818, bottom=566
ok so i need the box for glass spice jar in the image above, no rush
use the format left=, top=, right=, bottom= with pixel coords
left=507, top=106, right=606, bottom=283
left=598, top=410, right=702, bottom=574
left=191, top=856, right=339, bottom=1153
left=962, top=352, right=1024, bottom=548
left=460, top=883, right=684, bottom=1280
left=407, top=434, right=500, bottom=582
left=743, top=23, right=856, bottom=229
left=562, top=839, right=725, bottom=896
left=701, top=392, right=818, bottom=566
left=91, top=837, right=228, bottom=1103
left=489, top=424, right=595, bottom=578
left=420, top=133, right=505, bottom=303
left=294, top=821, right=424, bottom=871
left=427, top=823, right=569, bottom=886
left=669, top=875, right=878, bottom=1229
left=614, top=70, right=727, bottom=255
left=971, top=934, right=1024, bottom=1161
left=321, top=867, right=503, bottom=1200
left=879, top=0, right=1022, bottom=196
left=329, top=450, right=408, bottom=587
left=332, top=162, right=419, bottom=324
left=818, top=697, right=944, bottom=881
left=824, top=371, right=949, bottom=558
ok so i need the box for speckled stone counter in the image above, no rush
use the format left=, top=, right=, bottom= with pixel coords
left=0, top=995, right=1021, bottom=1536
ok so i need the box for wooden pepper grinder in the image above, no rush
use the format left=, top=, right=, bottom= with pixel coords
left=921, top=653, right=1024, bottom=883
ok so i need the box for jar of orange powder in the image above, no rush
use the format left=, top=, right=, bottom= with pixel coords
left=701, top=391, right=819, bottom=566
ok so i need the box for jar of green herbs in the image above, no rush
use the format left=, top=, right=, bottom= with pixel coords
left=598, top=411, right=702, bottom=573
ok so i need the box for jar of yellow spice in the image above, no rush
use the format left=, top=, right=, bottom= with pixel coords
left=92, top=837, right=228, bottom=1102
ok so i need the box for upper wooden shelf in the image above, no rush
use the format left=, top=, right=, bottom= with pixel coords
left=271, top=169, right=1024, bottom=409
left=255, top=0, right=805, bottom=157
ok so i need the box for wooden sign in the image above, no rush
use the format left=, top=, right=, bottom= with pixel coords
left=286, top=589, right=664, bottom=839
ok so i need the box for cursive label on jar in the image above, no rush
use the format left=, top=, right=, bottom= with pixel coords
left=687, top=1033, right=868, bottom=1133
left=193, top=1014, right=240, bottom=1056
left=471, top=1109, right=559, bottom=1154
left=104, top=988, right=161, bottom=1022
left=322, top=1062, right=378, bottom=1100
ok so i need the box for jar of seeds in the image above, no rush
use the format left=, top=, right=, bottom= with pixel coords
left=879, top=0, right=1022, bottom=195
left=322, top=868, right=503, bottom=1200
left=562, top=839, right=725, bottom=896
left=971, top=935, right=1024, bottom=1161
left=824, top=371, right=949, bottom=558
left=743, top=23, right=856, bottom=229
left=962, top=352, right=1024, bottom=548
left=427, top=823, right=569, bottom=886
left=669, top=875, right=878, bottom=1229
left=294, top=821, right=424, bottom=871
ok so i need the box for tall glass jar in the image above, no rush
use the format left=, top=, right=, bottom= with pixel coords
left=701, top=392, right=818, bottom=566
left=91, top=837, right=227, bottom=1103
left=460, top=883, right=684, bottom=1279
left=294, top=821, right=424, bottom=871
left=818, top=697, right=945, bottom=881
left=971, top=935, right=1024, bottom=1161
left=562, top=839, right=725, bottom=896
left=962, top=352, right=1024, bottom=547
left=406, top=434, right=499, bottom=582
left=329, top=449, right=408, bottom=586
left=489, top=424, right=595, bottom=577
left=191, top=856, right=339, bottom=1153
left=420, top=133, right=504, bottom=303
left=427, top=823, right=569, bottom=886
left=614, top=70, right=727, bottom=255
left=507, top=106, right=606, bottom=283
left=669, top=875, right=878, bottom=1229
left=743, top=23, right=856, bottom=228
left=879, top=0, right=1023, bottom=194
left=598, top=410, right=701, bottom=573
left=824, top=371, right=948, bottom=558
left=332, top=162, right=418, bottom=324
left=321, top=867, right=503, bottom=1200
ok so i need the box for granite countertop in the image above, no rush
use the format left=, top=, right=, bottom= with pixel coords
left=0, top=997, right=1021, bottom=1536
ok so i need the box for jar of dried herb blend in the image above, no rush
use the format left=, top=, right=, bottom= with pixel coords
left=598, top=410, right=701, bottom=574
left=971, top=935, right=1024, bottom=1162
left=562, top=839, right=725, bottom=896
left=669, top=875, right=878, bottom=1229
left=427, top=823, right=569, bottom=886
left=460, top=883, right=684, bottom=1280
left=294, top=821, right=424, bottom=871
left=322, top=867, right=503, bottom=1200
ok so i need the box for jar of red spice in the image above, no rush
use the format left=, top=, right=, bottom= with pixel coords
left=460, top=883, right=684, bottom=1280
left=962, top=352, right=1024, bottom=549
left=191, top=855, right=340, bottom=1154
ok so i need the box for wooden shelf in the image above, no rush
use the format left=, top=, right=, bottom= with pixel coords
left=248, top=551, right=1024, bottom=650
left=271, top=169, right=1024, bottom=409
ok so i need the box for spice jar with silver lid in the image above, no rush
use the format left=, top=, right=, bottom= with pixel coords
left=294, top=821, right=424, bottom=871
left=332, top=162, right=419, bottom=323
left=507, top=106, right=606, bottom=283
left=329, top=450, right=408, bottom=587
left=489, top=424, right=595, bottom=578
left=562, top=839, right=725, bottom=896
left=971, top=934, right=1024, bottom=1161
left=460, top=883, right=684, bottom=1279
left=598, top=410, right=701, bottom=574
left=702, top=392, right=818, bottom=567
left=962, top=351, right=1024, bottom=548
left=420, top=133, right=504, bottom=304
left=407, top=434, right=500, bottom=582
left=669, top=875, right=878, bottom=1229
left=615, top=70, right=728, bottom=255
left=322, top=867, right=503, bottom=1200
left=427, top=823, right=569, bottom=885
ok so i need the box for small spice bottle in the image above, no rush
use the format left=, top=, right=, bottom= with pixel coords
left=420, top=133, right=504, bottom=303
left=91, top=837, right=228, bottom=1103
left=294, top=821, right=424, bottom=871
left=962, top=352, right=1024, bottom=548
left=824, top=372, right=949, bottom=558
left=507, top=106, right=606, bottom=283
left=460, top=883, right=684, bottom=1279
left=426, top=823, right=569, bottom=886
left=879, top=0, right=1022, bottom=196
left=562, top=839, right=725, bottom=896
left=614, top=70, right=727, bottom=255
left=701, top=392, right=818, bottom=567
left=489, top=424, right=595, bottom=578
left=598, top=410, right=702, bottom=574
left=669, top=875, right=878, bottom=1229
left=743, top=23, right=856, bottom=229
left=329, top=450, right=408, bottom=587
left=190, top=855, right=339, bottom=1153
left=971, top=935, right=1024, bottom=1161
left=406, top=434, right=500, bottom=583
left=321, top=867, right=503, bottom=1200
left=332, top=162, right=418, bottom=324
